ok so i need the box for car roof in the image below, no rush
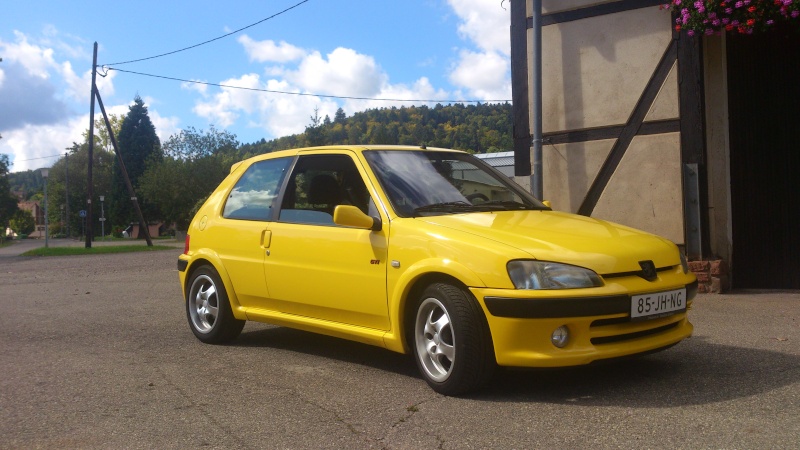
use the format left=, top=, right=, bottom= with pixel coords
left=229, top=145, right=467, bottom=173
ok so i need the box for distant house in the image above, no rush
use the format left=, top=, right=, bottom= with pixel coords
left=475, top=151, right=515, bottom=178
left=17, top=200, right=45, bottom=238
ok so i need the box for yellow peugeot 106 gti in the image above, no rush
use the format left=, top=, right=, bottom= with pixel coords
left=178, top=145, right=697, bottom=395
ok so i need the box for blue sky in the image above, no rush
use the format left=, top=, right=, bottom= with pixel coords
left=1, top=0, right=512, bottom=172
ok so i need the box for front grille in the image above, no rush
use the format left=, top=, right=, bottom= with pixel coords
left=590, top=322, right=679, bottom=345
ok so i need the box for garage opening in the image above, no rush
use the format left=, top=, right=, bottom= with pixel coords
left=727, top=25, right=800, bottom=289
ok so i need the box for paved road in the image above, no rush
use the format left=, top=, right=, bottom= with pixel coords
left=1, top=248, right=798, bottom=449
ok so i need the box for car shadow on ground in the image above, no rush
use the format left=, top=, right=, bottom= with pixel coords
left=234, top=326, right=799, bottom=405
left=235, top=325, right=420, bottom=379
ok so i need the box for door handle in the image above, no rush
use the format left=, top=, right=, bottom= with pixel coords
left=261, top=229, right=272, bottom=248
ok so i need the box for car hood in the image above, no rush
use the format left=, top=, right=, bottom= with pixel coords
left=417, top=210, right=678, bottom=275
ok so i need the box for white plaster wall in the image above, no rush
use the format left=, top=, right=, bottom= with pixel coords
left=593, top=133, right=685, bottom=243
left=542, top=139, right=615, bottom=212
left=535, top=6, right=673, bottom=133
left=645, top=61, right=680, bottom=122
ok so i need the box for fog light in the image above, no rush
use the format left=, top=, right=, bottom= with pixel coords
left=551, top=326, right=570, bottom=348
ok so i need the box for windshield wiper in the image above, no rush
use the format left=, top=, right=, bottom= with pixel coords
left=472, top=200, right=540, bottom=211
left=412, top=201, right=480, bottom=216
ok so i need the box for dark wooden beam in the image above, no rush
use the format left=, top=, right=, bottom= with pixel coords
left=535, top=0, right=665, bottom=27
left=677, top=29, right=709, bottom=259
left=511, top=0, right=532, bottom=176
left=578, top=40, right=678, bottom=216
left=543, top=120, right=680, bottom=145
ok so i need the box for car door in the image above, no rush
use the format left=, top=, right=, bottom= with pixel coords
left=213, top=156, right=292, bottom=309
left=263, top=151, right=390, bottom=330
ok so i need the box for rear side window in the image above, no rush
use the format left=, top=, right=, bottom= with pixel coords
left=223, top=157, right=292, bottom=221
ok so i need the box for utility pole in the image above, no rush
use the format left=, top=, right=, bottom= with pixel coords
left=64, top=151, right=69, bottom=238
left=85, top=41, right=152, bottom=247
left=94, top=88, right=153, bottom=247
left=86, top=42, right=97, bottom=248
left=530, top=0, right=543, bottom=200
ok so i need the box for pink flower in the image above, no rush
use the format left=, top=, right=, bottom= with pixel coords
left=792, top=10, right=800, bottom=17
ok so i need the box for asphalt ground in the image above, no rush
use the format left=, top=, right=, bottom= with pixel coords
left=1, top=241, right=798, bottom=449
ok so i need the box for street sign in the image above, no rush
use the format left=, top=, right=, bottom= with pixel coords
left=79, top=210, right=87, bottom=218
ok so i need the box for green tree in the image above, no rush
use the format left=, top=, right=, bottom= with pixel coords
left=9, top=209, right=35, bottom=236
left=305, top=107, right=325, bottom=146
left=83, top=114, right=124, bottom=153
left=138, top=126, right=239, bottom=230
left=45, top=142, right=114, bottom=238
left=110, top=96, right=161, bottom=228
left=0, top=151, right=20, bottom=241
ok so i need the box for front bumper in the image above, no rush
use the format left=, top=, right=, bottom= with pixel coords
left=471, top=269, right=696, bottom=368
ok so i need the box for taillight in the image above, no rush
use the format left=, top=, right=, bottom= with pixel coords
left=184, top=234, right=190, bottom=254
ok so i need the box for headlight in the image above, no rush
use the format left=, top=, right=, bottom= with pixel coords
left=679, top=252, right=689, bottom=274
left=507, top=260, right=603, bottom=290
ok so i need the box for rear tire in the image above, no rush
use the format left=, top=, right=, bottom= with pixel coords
left=186, top=265, right=245, bottom=344
left=412, top=282, right=495, bottom=395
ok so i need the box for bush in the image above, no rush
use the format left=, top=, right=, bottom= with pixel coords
left=9, top=210, right=35, bottom=235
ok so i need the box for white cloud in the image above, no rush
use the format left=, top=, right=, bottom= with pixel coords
left=181, top=80, right=209, bottom=97
left=2, top=31, right=60, bottom=79
left=59, top=60, right=116, bottom=103
left=149, top=109, right=181, bottom=143
left=445, top=0, right=512, bottom=101
left=449, top=49, right=511, bottom=100
left=1, top=118, right=87, bottom=172
left=0, top=99, right=180, bottom=173
left=191, top=46, right=453, bottom=139
left=193, top=73, right=263, bottom=127
left=285, top=48, right=385, bottom=97
left=343, top=77, right=450, bottom=113
left=447, top=0, right=511, bottom=56
left=238, top=35, right=306, bottom=63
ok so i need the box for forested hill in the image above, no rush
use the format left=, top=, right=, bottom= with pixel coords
left=239, top=102, right=513, bottom=155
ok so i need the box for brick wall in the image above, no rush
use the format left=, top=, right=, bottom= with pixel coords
left=688, top=259, right=729, bottom=293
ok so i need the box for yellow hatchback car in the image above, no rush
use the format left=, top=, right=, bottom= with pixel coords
left=178, top=145, right=696, bottom=395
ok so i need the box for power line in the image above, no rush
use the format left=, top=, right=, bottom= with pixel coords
left=105, top=67, right=512, bottom=104
left=99, top=0, right=310, bottom=66
left=11, top=154, right=63, bottom=164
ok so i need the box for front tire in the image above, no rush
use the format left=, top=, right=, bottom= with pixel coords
left=186, top=265, right=245, bottom=344
left=412, top=282, right=495, bottom=395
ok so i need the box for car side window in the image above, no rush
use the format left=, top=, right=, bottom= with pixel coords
left=279, top=154, right=372, bottom=225
left=222, top=157, right=291, bottom=221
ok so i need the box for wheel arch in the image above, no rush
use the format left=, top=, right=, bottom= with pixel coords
left=183, top=250, right=247, bottom=320
left=384, top=259, right=487, bottom=354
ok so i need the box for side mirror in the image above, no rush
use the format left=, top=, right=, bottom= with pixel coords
left=333, top=205, right=382, bottom=231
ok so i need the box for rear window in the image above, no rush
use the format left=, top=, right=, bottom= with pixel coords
left=223, top=157, right=292, bottom=221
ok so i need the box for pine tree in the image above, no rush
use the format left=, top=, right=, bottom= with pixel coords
left=109, top=96, right=161, bottom=229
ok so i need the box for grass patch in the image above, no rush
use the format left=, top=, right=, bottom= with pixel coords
left=22, top=245, right=177, bottom=257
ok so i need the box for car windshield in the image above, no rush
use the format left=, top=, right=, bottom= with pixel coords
left=364, top=150, right=548, bottom=217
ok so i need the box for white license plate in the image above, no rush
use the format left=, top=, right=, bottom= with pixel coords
left=631, top=288, right=686, bottom=320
